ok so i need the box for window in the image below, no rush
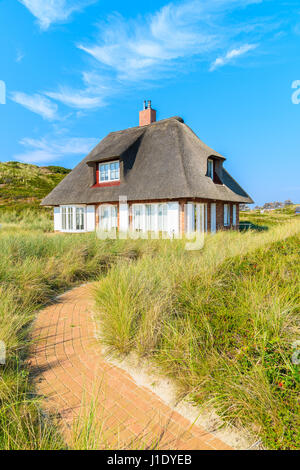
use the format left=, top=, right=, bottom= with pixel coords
left=62, top=207, right=67, bottom=230
left=133, top=205, right=144, bottom=231
left=132, top=203, right=168, bottom=233
left=67, top=207, right=73, bottom=230
left=99, top=161, right=120, bottom=182
left=158, top=204, right=168, bottom=232
left=207, top=159, right=214, bottom=179
left=224, top=204, right=230, bottom=226
left=145, top=204, right=156, bottom=231
left=76, top=207, right=85, bottom=231
left=192, top=203, right=207, bottom=233
left=233, top=205, right=237, bottom=225
left=61, top=206, right=86, bottom=231
left=99, top=205, right=117, bottom=231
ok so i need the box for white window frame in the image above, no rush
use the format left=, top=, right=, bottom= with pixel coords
left=132, top=204, right=145, bottom=232
left=207, top=159, right=214, bottom=179
left=99, top=160, right=120, bottom=183
left=211, top=203, right=216, bottom=233
left=224, top=204, right=230, bottom=227
left=158, top=203, right=168, bottom=232
left=233, top=205, right=237, bottom=225
left=192, top=203, right=207, bottom=234
left=145, top=204, right=156, bottom=232
left=132, top=203, right=168, bottom=233
left=98, top=204, right=118, bottom=231
left=61, top=205, right=86, bottom=232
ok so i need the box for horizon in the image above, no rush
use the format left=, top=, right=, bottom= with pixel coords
left=1, top=1, right=300, bottom=206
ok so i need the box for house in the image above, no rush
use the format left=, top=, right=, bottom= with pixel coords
left=41, top=102, right=253, bottom=236
left=295, top=206, right=300, bottom=215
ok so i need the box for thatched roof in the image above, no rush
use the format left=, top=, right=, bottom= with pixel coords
left=41, top=117, right=253, bottom=206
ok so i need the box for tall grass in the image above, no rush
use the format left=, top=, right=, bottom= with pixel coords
left=0, top=208, right=53, bottom=232
left=1, top=214, right=299, bottom=449
left=94, top=220, right=300, bottom=449
left=0, top=226, right=168, bottom=449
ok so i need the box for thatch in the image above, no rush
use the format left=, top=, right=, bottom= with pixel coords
left=41, top=117, right=253, bottom=206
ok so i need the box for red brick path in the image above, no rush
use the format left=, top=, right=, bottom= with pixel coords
left=30, top=285, right=231, bottom=450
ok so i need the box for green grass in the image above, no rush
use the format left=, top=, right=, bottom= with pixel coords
left=0, top=161, right=70, bottom=209
left=94, top=220, right=300, bottom=450
left=0, top=222, right=172, bottom=449
left=1, top=204, right=299, bottom=449
left=240, top=205, right=299, bottom=229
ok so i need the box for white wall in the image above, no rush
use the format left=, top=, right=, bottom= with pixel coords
left=54, top=207, right=61, bottom=231
left=86, top=205, right=96, bottom=231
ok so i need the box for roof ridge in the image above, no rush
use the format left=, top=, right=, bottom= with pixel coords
left=107, top=116, right=184, bottom=136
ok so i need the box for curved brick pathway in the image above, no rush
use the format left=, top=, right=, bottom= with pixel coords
left=30, top=285, right=231, bottom=450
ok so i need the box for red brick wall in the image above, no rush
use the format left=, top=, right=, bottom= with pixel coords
left=139, top=108, right=156, bottom=126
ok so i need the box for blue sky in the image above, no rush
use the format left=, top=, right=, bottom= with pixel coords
left=0, top=0, right=300, bottom=205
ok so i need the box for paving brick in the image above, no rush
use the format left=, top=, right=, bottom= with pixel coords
left=30, top=284, right=232, bottom=451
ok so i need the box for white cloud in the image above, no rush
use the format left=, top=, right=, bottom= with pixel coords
left=11, top=92, right=58, bottom=120
left=45, top=88, right=104, bottom=109
left=44, top=71, right=114, bottom=110
left=78, top=0, right=262, bottom=81
left=14, top=136, right=98, bottom=164
left=16, top=50, right=25, bottom=63
left=18, top=0, right=266, bottom=115
left=18, top=0, right=96, bottom=30
left=210, top=43, right=258, bottom=71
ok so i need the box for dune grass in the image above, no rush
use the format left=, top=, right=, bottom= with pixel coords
left=0, top=161, right=70, bottom=208
left=1, top=208, right=299, bottom=449
left=94, top=220, right=300, bottom=450
left=240, top=205, right=299, bottom=229
left=0, top=221, right=175, bottom=449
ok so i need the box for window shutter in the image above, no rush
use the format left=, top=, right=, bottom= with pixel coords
left=54, top=207, right=61, bottom=231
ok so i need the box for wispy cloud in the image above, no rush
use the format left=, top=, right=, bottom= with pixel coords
left=44, top=71, right=112, bottom=109
left=16, top=49, right=25, bottom=63
left=78, top=0, right=263, bottom=81
left=11, top=92, right=58, bottom=120
left=210, top=43, right=258, bottom=71
left=14, top=136, right=98, bottom=164
left=45, top=88, right=103, bottom=109
left=18, top=0, right=96, bottom=30
left=19, top=0, right=269, bottom=115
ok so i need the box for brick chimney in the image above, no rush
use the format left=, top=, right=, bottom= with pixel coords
left=139, top=100, right=156, bottom=126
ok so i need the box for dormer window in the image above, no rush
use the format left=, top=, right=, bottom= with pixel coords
left=207, top=159, right=214, bottom=179
left=99, top=160, right=120, bottom=183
